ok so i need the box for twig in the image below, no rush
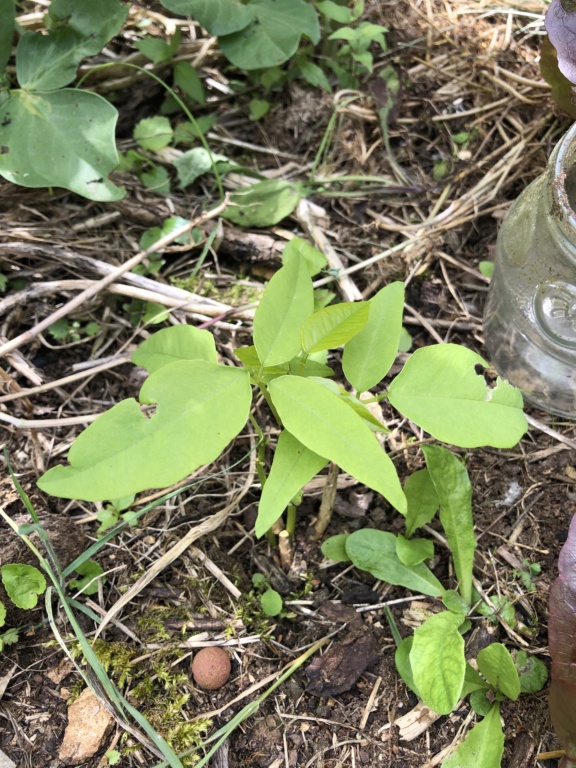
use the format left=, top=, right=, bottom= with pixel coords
left=0, top=199, right=229, bottom=359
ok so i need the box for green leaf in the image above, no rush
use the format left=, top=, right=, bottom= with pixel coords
left=140, top=165, right=170, bottom=197
left=345, top=529, right=444, bottom=596
left=0, top=0, right=14, bottom=73
left=469, top=689, right=492, bottom=716
left=515, top=650, right=548, bottom=693
left=0, top=627, right=18, bottom=650
left=131, top=325, right=217, bottom=374
left=299, top=60, right=332, bottom=92
left=174, top=61, right=205, bottom=103
left=342, top=282, right=404, bottom=392
left=321, top=534, right=351, bottom=563
left=422, top=445, right=475, bottom=605
left=256, top=430, right=327, bottom=537
left=218, top=0, right=320, bottom=70
left=173, top=116, right=218, bottom=144
left=135, top=36, right=174, bottom=64
left=442, top=590, right=470, bottom=616
left=268, top=376, right=406, bottom=514
left=134, top=116, right=173, bottom=152
left=301, top=302, right=369, bottom=354
left=388, top=344, right=527, bottom=448
left=404, top=468, right=439, bottom=538
left=260, top=588, right=283, bottom=616
left=173, top=147, right=228, bottom=187
left=222, top=179, right=305, bottom=228
left=0, top=90, right=125, bottom=201
left=1, top=564, right=46, bottom=610
left=441, top=704, right=504, bottom=768
left=249, top=99, right=270, bottom=121
left=478, top=261, right=494, bottom=278
left=395, top=636, right=419, bottom=695
left=395, top=534, right=434, bottom=566
left=398, top=327, right=412, bottom=352
left=37, top=361, right=251, bottom=501
left=48, top=0, right=128, bottom=57
left=69, top=560, right=105, bottom=596
left=460, top=663, right=491, bottom=697
left=16, top=28, right=84, bottom=90
left=0, top=600, right=5, bottom=628
left=283, top=237, right=327, bottom=277
left=253, top=250, right=314, bottom=367
left=316, top=0, right=354, bottom=23
left=477, top=643, right=520, bottom=701
left=410, top=611, right=465, bottom=714
left=160, top=0, right=254, bottom=36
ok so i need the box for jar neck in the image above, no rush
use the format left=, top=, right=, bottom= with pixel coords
left=546, top=123, right=576, bottom=262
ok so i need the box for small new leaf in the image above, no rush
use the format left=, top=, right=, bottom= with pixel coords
left=301, top=302, right=369, bottom=354
left=1, top=564, right=46, bottom=610
left=477, top=643, right=520, bottom=701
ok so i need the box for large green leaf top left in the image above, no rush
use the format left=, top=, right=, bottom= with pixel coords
left=0, top=90, right=125, bottom=201
left=38, top=361, right=251, bottom=501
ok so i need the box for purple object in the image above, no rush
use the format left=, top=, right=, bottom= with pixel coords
left=546, top=0, right=576, bottom=85
left=549, top=513, right=576, bottom=766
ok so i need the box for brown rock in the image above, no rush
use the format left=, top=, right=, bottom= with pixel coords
left=191, top=647, right=231, bottom=690
left=58, top=688, right=113, bottom=764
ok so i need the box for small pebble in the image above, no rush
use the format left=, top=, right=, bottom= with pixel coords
left=191, top=647, right=231, bottom=690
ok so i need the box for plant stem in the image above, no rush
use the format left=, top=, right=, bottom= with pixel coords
left=286, top=503, right=297, bottom=539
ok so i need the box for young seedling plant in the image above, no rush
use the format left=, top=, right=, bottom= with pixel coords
left=37, top=239, right=527, bottom=526
left=322, top=444, right=548, bottom=768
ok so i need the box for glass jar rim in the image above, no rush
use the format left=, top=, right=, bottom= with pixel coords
left=552, top=122, right=576, bottom=231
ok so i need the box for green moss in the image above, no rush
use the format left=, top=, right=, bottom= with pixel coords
left=171, top=274, right=262, bottom=306
left=74, top=638, right=211, bottom=765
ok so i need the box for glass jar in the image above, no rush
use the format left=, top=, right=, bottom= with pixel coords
left=483, top=123, right=576, bottom=417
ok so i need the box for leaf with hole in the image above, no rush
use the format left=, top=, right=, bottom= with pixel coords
left=1, top=564, right=46, bottom=610
left=37, top=361, right=251, bottom=501
left=0, top=90, right=125, bottom=201
left=268, top=376, right=406, bottom=514
left=343, top=281, right=404, bottom=392
left=388, top=344, right=527, bottom=448
left=256, top=430, right=327, bottom=537
left=345, top=529, right=443, bottom=596
left=301, top=302, right=369, bottom=354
